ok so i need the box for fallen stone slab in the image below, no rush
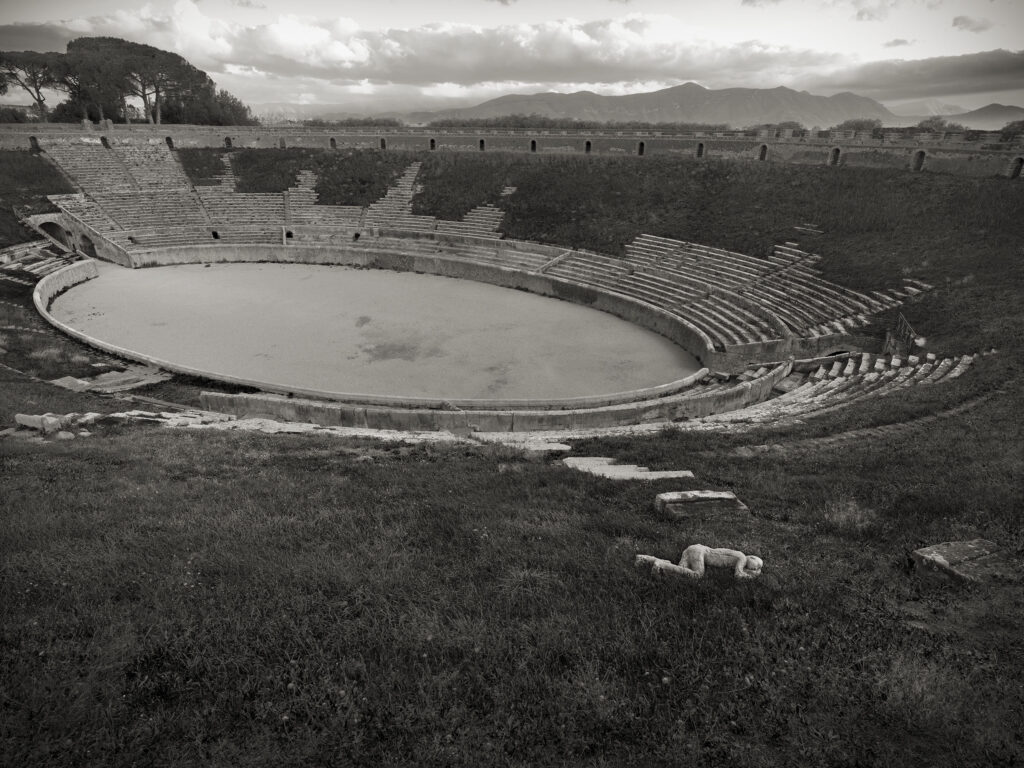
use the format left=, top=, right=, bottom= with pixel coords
left=14, top=413, right=44, bottom=431
left=563, top=457, right=694, bottom=481
left=911, top=539, right=1018, bottom=584
left=54, top=430, right=75, bottom=441
left=655, top=490, right=750, bottom=517
left=49, top=376, right=92, bottom=392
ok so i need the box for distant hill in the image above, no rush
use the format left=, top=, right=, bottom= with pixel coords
left=945, top=103, right=1024, bottom=131
left=401, top=83, right=896, bottom=129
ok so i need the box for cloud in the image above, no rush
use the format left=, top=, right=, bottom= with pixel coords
left=847, top=0, right=897, bottom=21
left=0, top=6, right=841, bottom=91
left=740, top=0, right=784, bottom=6
left=231, top=0, right=267, bottom=8
left=803, top=49, right=1024, bottom=101
left=952, top=15, right=992, bottom=33
left=883, top=38, right=912, bottom=47
left=0, top=2, right=1018, bottom=110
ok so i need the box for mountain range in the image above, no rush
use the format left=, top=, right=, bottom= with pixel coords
left=398, top=83, right=895, bottom=129
left=253, top=83, right=1024, bottom=131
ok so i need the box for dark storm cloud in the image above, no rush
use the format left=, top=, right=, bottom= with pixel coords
left=883, top=38, right=912, bottom=47
left=803, top=49, right=1024, bottom=101
left=0, top=23, right=76, bottom=53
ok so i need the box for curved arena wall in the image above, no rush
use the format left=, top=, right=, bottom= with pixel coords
left=33, top=253, right=802, bottom=430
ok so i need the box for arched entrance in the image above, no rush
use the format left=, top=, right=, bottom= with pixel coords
left=79, top=234, right=98, bottom=258
left=379, top=138, right=387, bottom=150
left=637, top=141, right=645, bottom=156
left=100, top=136, right=111, bottom=149
left=828, top=147, right=841, bottom=166
left=479, top=139, right=485, bottom=151
left=429, top=138, right=436, bottom=151
left=165, top=136, right=174, bottom=149
left=39, top=221, right=69, bottom=248
left=279, top=138, right=286, bottom=149
left=29, top=136, right=41, bottom=153
left=530, top=139, right=537, bottom=153
left=758, top=144, right=768, bottom=161
left=584, top=140, right=592, bottom=154
left=696, top=142, right=705, bottom=159
left=1010, top=157, right=1023, bottom=179
left=912, top=150, right=926, bottom=172
left=329, top=138, right=337, bottom=149
left=224, top=137, right=233, bottom=148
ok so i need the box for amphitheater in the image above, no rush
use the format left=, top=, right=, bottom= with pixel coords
left=3, top=122, right=1024, bottom=765
left=2, top=123, right=1020, bottom=434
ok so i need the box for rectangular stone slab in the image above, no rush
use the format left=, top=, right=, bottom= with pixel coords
left=655, top=490, right=749, bottom=517
left=911, top=539, right=1015, bottom=584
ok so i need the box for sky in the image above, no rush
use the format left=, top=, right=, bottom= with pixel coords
left=0, top=0, right=1021, bottom=115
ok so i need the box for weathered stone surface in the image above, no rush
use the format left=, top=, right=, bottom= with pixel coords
left=14, top=414, right=44, bottom=431
left=40, top=414, right=63, bottom=434
left=563, top=457, right=694, bottom=481
left=655, top=490, right=749, bottom=517
left=773, top=373, right=805, bottom=394
left=54, top=430, right=75, bottom=441
left=49, top=376, right=92, bottom=392
left=912, top=539, right=1017, bottom=584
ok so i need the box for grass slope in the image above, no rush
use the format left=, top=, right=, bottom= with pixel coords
left=177, top=148, right=414, bottom=206
left=1, top=152, right=1022, bottom=765
left=2, top=430, right=1021, bottom=767
left=0, top=150, right=74, bottom=248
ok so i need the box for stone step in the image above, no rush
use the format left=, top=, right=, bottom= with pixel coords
left=562, top=457, right=694, bottom=481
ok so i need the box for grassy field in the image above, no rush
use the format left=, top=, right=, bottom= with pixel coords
left=2, top=149, right=1022, bottom=766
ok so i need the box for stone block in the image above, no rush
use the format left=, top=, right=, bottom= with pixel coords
left=911, top=539, right=1017, bottom=584
left=563, top=457, right=694, bottom=481
left=655, top=490, right=749, bottom=518
left=49, top=376, right=92, bottom=392
left=15, top=414, right=44, bottom=431
left=40, top=414, right=62, bottom=434
left=54, top=431, right=75, bottom=441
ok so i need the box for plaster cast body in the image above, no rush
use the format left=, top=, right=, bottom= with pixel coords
left=635, top=545, right=763, bottom=580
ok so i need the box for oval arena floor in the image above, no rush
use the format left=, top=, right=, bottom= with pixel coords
left=50, top=261, right=701, bottom=401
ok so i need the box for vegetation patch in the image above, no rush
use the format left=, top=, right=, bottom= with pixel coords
left=0, top=150, right=74, bottom=248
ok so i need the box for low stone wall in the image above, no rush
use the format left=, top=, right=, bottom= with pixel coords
left=33, top=259, right=99, bottom=310
left=199, top=361, right=791, bottom=432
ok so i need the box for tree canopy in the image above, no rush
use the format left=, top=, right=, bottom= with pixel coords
left=0, top=38, right=257, bottom=126
left=831, top=118, right=882, bottom=133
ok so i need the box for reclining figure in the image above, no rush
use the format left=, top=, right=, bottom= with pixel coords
left=636, top=544, right=763, bottom=580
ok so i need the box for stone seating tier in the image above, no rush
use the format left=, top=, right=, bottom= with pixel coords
left=705, top=352, right=973, bottom=426
left=92, top=191, right=209, bottom=229
left=42, top=140, right=138, bottom=192
left=110, top=142, right=193, bottom=189
left=49, top=194, right=124, bottom=233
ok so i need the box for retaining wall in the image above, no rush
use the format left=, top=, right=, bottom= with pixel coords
left=2, top=124, right=1021, bottom=179
left=199, top=361, right=791, bottom=432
